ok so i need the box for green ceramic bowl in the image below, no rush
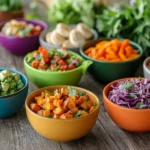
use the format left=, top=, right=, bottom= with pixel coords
left=80, top=39, right=143, bottom=83
left=24, top=51, right=92, bottom=87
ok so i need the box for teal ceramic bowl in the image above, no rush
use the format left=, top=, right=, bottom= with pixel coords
left=24, top=51, right=92, bottom=87
left=0, top=68, right=28, bottom=118
left=80, top=39, right=143, bottom=83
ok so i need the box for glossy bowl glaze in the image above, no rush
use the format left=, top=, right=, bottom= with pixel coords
left=80, top=39, right=143, bottom=83
left=143, top=57, right=150, bottom=79
left=0, top=68, right=28, bottom=118
left=103, top=78, right=150, bottom=132
left=39, top=26, right=98, bottom=54
left=24, top=51, right=92, bottom=88
left=25, top=85, right=100, bottom=142
left=0, top=18, right=47, bottom=55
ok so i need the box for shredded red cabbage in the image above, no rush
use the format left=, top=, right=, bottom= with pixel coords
left=108, top=78, right=150, bottom=109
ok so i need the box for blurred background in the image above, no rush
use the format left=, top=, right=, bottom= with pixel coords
left=0, top=0, right=150, bottom=56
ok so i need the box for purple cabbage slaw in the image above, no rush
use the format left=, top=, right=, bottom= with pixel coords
left=108, top=78, right=150, bottom=109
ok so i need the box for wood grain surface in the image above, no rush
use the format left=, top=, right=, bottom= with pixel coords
left=0, top=0, right=149, bottom=150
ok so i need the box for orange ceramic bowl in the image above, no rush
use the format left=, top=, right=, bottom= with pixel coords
left=103, top=78, right=150, bottom=132
left=25, top=85, right=100, bottom=142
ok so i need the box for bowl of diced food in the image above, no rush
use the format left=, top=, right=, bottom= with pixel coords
left=143, top=57, right=150, bottom=79
left=24, top=46, right=92, bottom=87
left=103, top=78, right=150, bottom=132
left=0, top=18, right=47, bottom=55
left=25, top=85, right=100, bottom=142
left=0, top=68, right=28, bottom=118
left=80, top=39, right=143, bottom=82
left=40, top=23, right=98, bottom=53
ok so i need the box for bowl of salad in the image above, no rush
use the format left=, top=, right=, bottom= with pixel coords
left=0, top=18, right=47, bottom=55
left=143, top=57, right=150, bottom=79
left=24, top=47, right=92, bottom=87
left=25, top=85, right=100, bottom=141
left=0, top=68, right=28, bottom=118
left=80, top=39, right=143, bottom=83
left=103, top=78, right=150, bottom=132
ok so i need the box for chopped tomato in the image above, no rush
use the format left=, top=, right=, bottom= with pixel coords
left=38, top=47, right=50, bottom=63
left=53, top=56, right=61, bottom=62
left=59, top=65, right=68, bottom=71
left=58, top=59, right=67, bottom=66
left=31, top=60, right=40, bottom=68
left=68, top=64, right=76, bottom=70
left=39, top=62, right=47, bottom=70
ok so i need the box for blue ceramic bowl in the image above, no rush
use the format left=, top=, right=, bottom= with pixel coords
left=0, top=68, right=28, bottom=118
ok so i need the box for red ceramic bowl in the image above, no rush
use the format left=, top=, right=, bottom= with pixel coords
left=103, top=78, right=150, bottom=132
left=0, top=18, right=47, bottom=55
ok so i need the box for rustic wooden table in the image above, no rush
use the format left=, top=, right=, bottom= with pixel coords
left=0, top=1, right=149, bottom=150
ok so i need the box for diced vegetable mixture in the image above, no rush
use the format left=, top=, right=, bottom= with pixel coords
left=30, top=87, right=97, bottom=119
left=84, top=39, right=140, bottom=62
left=108, top=78, right=150, bottom=109
left=1, top=19, right=42, bottom=37
left=26, top=47, right=82, bottom=71
left=0, top=70, right=24, bottom=96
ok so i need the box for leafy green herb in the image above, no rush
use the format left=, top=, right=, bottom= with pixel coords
left=0, top=0, right=22, bottom=12
left=129, top=93, right=136, bottom=98
left=79, top=91, right=86, bottom=96
left=74, top=110, right=82, bottom=117
left=47, top=116, right=52, bottom=118
left=136, top=102, right=147, bottom=109
left=48, top=0, right=96, bottom=27
left=96, top=0, right=150, bottom=56
left=121, top=83, right=135, bottom=90
left=44, top=90, right=53, bottom=94
left=67, top=87, right=78, bottom=96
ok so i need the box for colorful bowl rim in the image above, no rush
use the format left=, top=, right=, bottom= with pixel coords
left=25, top=85, right=100, bottom=121
left=103, top=77, right=150, bottom=111
left=0, top=68, right=28, bottom=98
left=143, top=56, right=150, bottom=74
left=24, top=50, right=92, bottom=74
left=0, top=18, right=48, bottom=39
left=80, top=39, right=143, bottom=64
left=40, top=26, right=98, bottom=50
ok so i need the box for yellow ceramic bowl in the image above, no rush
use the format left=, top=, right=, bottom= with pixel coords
left=25, top=85, right=100, bottom=142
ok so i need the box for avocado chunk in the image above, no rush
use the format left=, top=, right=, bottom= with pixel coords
left=0, top=70, right=12, bottom=81
left=13, top=73, right=20, bottom=81
left=1, top=82, right=10, bottom=92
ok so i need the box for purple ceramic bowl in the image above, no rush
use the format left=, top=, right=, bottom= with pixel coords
left=0, top=18, right=47, bottom=55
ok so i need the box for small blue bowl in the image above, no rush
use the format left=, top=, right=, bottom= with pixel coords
left=0, top=68, right=28, bottom=118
